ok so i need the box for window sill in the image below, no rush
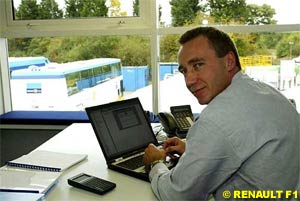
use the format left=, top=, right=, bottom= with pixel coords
left=0, top=111, right=90, bottom=125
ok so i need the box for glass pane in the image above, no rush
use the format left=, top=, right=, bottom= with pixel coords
left=159, top=32, right=300, bottom=113
left=158, top=0, right=300, bottom=27
left=12, top=0, right=138, bottom=20
left=66, top=72, right=79, bottom=95
left=8, top=35, right=152, bottom=111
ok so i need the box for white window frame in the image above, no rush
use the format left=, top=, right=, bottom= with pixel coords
left=3, top=0, right=153, bottom=37
left=0, top=0, right=161, bottom=114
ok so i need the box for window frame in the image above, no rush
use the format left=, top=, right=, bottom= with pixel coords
left=3, top=0, right=153, bottom=38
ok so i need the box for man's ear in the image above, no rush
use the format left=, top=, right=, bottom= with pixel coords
left=226, top=51, right=236, bottom=72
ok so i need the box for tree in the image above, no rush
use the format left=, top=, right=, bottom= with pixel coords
left=208, top=0, right=248, bottom=24
left=11, top=0, right=291, bottom=68
left=65, top=0, right=108, bottom=17
left=246, top=4, right=276, bottom=25
left=65, top=0, right=81, bottom=17
left=230, top=33, right=258, bottom=56
left=39, top=0, right=63, bottom=19
left=80, top=0, right=108, bottom=17
left=170, top=0, right=201, bottom=26
left=160, top=35, right=180, bottom=62
left=133, top=0, right=139, bottom=17
left=11, top=0, right=40, bottom=57
left=8, top=38, right=32, bottom=56
left=276, top=33, right=300, bottom=58
left=27, top=37, right=52, bottom=56
left=115, top=36, right=150, bottom=66
left=16, top=0, right=40, bottom=20
left=207, top=0, right=276, bottom=25
left=257, top=33, right=283, bottom=50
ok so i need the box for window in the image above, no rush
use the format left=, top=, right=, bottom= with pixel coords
left=11, top=0, right=138, bottom=20
left=159, top=31, right=300, bottom=112
left=8, top=36, right=151, bottom=111
left=157, top=0, right=300, bottom=113
left=3, top=0, right=151, bottom=39
left=158, top=0, right=300, bottom=27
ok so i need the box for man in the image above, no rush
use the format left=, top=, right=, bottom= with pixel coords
left=143, top=27, right=300, bottom=200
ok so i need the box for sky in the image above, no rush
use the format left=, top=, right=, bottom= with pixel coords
left=245, top=0, right=300, bottom=24
left=12, top=0, right=300, bottom=25
left=159, top=0, right=300, bottom=25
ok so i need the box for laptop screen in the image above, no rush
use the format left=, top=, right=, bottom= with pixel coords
left=86, top=98, right=157, bottom=161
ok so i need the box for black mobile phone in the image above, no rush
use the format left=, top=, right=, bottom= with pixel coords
left=68, top=173, right=116, bottom=195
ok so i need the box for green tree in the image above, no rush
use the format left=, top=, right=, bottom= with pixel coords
left=207, top=0, right=276, bottom=25
left=65, top=0, right=108, bottom=17
left=80, top=0, right=108, bottom=17
left=246, top=4, right=276, bottom=25
left=114, top=36, right=150, bottom=66
left=16, top=0, right=40, bottom=20
left=70, top=36, right=121, bottom=60
left=160, top=35, right=180, bottom=62
left=8, top=38, right=32, bottom=56
left=44, top=38, right=66, bottom=62
left=31, top=36, right=120, bottom=63
left=230, top=33, right=258, bottom=56
left=39, top=0, right=63, bottom=19
left=65, top=0, right=81, bottom=17
left=208, top=0, right=248, bottom=24
left=133, top=0, right=139, bottom=16
left=276, top=33, right=300, bottom=58
left=170, top=0, right=201, bottom=26
left=27, top=37, right=52, bottom=56
left=9, top=0, right=42, bottom=56
left=257, top=33, right=283, bottom=50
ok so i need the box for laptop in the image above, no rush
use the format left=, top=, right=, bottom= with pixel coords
left=86, top=98, right=168, bottom=182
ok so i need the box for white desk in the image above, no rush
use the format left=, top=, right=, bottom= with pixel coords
left=36, top=123, right=156, bottom=201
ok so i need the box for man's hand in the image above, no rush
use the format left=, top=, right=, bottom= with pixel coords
left=163, top=137, right=186, bottom=158
left=143, top=144, right=166, bottom=165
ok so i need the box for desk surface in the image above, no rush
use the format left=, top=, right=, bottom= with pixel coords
left=37, top=123, right=156, bottom=201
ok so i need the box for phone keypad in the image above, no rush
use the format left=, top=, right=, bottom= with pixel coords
left=173, top=112, right=192, bottom=128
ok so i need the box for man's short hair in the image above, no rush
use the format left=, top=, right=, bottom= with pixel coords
left=179, top=27, right=241, bottom=70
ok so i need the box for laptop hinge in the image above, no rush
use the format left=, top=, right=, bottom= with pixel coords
left=122, top=149, right=144, bottom=159
left=112, top=152, right=144, bottom=164
left=114, top=157, right=124, bottom=162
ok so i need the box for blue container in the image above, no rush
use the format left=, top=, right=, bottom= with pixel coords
left=159, top=62, right=179, bottom=80
left=171, top=63, right=179, bottom=73
left=122, top=66, right=149, bottom=91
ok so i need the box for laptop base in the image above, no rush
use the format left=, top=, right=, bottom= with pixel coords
left=108, top=164, right=149, bottom=182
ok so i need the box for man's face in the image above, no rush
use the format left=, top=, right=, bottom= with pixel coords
left=178, top=36, right=234, bottom=105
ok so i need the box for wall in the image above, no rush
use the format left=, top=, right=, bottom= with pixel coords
left=0, top=125, right=66, bottom=166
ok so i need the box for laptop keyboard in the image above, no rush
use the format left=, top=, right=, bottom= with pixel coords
left=117, top=154, right=144, bottom=170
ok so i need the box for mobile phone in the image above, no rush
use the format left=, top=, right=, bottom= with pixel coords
left=68, top=173, right=116, bottom=195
